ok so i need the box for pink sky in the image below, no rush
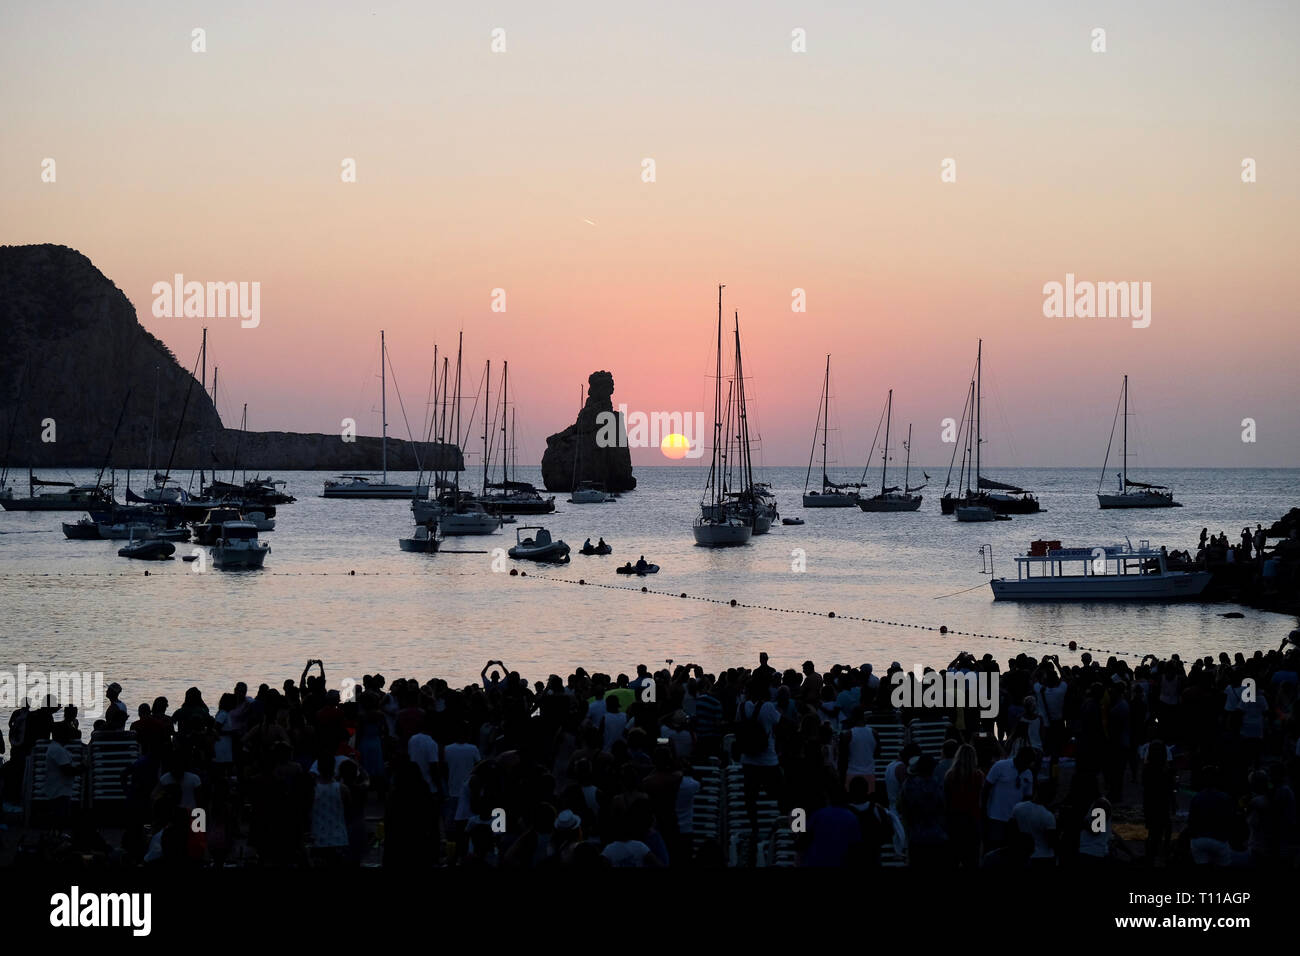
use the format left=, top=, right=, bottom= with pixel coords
left=2, top=0, right=1297, bottom=467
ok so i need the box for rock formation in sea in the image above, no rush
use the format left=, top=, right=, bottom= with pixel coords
left=541, top=370, right=635, bottom=492
left=0, top=244, right=462, bottom=471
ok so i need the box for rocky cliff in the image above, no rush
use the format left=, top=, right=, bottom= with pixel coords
left=0, top=244, right=461, bottom=471
left=541, top=370, right=635, bottom=492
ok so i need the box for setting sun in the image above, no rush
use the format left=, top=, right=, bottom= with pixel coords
left=660, top=433, right=691, bottom=460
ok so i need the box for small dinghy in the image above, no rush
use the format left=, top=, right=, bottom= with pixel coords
left=62, top=518, right=102, bottom=540
left=399, top=523, right=441, bottom=553
left=508, top=526, right=571, bottom=562
left=579, top=542, right=612, bottom=555
left=154, top=527, right=192, bottom=542
left=119, top=538, right=176, bottom=560
left=616, top=562, right=659, bottom=575
left=781, top=517, right=804, bottom=526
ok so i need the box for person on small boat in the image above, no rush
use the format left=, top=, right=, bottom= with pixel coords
left=621, top=562, right=635, bottom=573
left=635, top=555, right=648, bottom=573
left=598, top=537, right=607, bottom=550
left=584, top=538, right=593, bottom=551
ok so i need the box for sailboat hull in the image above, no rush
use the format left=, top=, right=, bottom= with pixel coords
left=1098, top=492, right=1180, bottom=509
left=322, top=483, right=429, bottom=499
left=857, top=494, right=923, bottom=512
left=802, top=492, right=859, bottom=508
left=692, top=519, right=752, bottom=547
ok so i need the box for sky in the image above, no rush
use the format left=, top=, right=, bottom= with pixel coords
left=2, top=0, right=1298, bottom=469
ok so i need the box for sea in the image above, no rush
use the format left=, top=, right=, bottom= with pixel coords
left=0, top=466, right=1295, bottom=720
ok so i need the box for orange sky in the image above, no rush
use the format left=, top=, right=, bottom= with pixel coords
left=2, top=0, right=1297, bottom=468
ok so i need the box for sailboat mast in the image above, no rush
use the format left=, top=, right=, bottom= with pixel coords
left=881, top=389, right=892, bottom=496
left=821, top=356, right=830, bottom=489
left=975, top=339, right=983, bottom=490
left=199, top=327, right=207, bottom=489
left=454, top=335, right=464, bottom=495
left=380, top=331, right=388, bottom=482
left=709, top=284, right=724, bottom=509
left=904, top=423, right=913, bottom=491
left=500, top=362, right=509, bottom=487
left=734, top=313, right=754, bottom=493
left=481, top=359, right=492, bottom=496
left=1122, top=373, right=1128, bottom=487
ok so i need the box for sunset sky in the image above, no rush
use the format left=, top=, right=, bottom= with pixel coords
left=3, top=0, right=1297, bottom=468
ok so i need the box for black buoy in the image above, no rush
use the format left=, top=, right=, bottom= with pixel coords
left=1068, top=640, right=1078, bottom=651
left=940, top=625, right=948, bottom=634
left=349, top=570, right=355, bottom=576
left=641, top=586, right=647, bottom=593
left=680, top=592, right=687, bottom=598
left=579, top=579, right=585, bottom=585
left=509, top=568, right=518, bottom=576
left=828, top=611, right=835, bottom=618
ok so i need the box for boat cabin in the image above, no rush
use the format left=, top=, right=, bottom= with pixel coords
left=1010, top=541, right=1168, bottom=581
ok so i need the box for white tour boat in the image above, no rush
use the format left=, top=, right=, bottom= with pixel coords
left=990, top=540, right=1211, bottom=601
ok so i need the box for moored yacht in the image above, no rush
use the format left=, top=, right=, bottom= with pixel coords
left=1097, top=375, right=1180, bottom=509
left=802, top=356, right=860, bottom=508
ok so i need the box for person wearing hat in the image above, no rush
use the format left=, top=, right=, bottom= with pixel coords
left=547, top=808, right=584, bottom=865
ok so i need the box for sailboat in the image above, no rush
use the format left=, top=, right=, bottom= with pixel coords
left=477, top=362, right=555, bottom=515
left=323, top=331, right=430, bottom=499
left=858, top=390, right=923, bottom=512
left=724, top=312, right=778, bottom=533
left=939, top=340, right=1040, bottom=517
left=412, top=334, right=500, bottom=534
left=1097, top=375, right=1180, bottom=509
left=802, top=356, right=861, bottom=507
left=692, top=285, right=752, bottom=547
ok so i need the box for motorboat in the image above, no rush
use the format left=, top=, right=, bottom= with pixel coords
left=244, top=510, right=276, bottom=532
left=569, top=481, right=615, bottom=504
left=153, top=527, right=192, bottom=542
left=399, top=523, right=441, bottom=553
left=955, top=505, right=996, bottom=523
left=210, top=521, right=270, bottom=569
left=97, top=521, right=158, bottom=540
left=991, top=541, right=1212, bottom=600
left=118, top=536, right=175, bottom=560
left=422, top=495, right=501, bottom=536
left=508, top=526, right=570, bottom=562
left=192, top=507, right=244, bottom=545
left=62, top=518, right=102, bottom=540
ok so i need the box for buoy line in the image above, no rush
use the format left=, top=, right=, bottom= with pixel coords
left=0, top=565, right=1136, bottom=658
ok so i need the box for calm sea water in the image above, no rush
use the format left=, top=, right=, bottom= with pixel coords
left=0, top=466, right=1295, bottom=717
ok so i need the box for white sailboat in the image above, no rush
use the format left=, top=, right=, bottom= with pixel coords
left=323, top=331, right=430, bottom=499
left=857, top=390, right=924, bottom=512
left=802, top=355, right=860, bottom=507
left=1097, top=375, right=1180, bottom=509
left=693, top=285, right=752, bottom=547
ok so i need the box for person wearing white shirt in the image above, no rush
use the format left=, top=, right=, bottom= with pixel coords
left=983, top=750, right=1035, bottom=848
left=1011, top=790, right=1057, bottom=864
left=407, top=729, right=439, bottom=796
